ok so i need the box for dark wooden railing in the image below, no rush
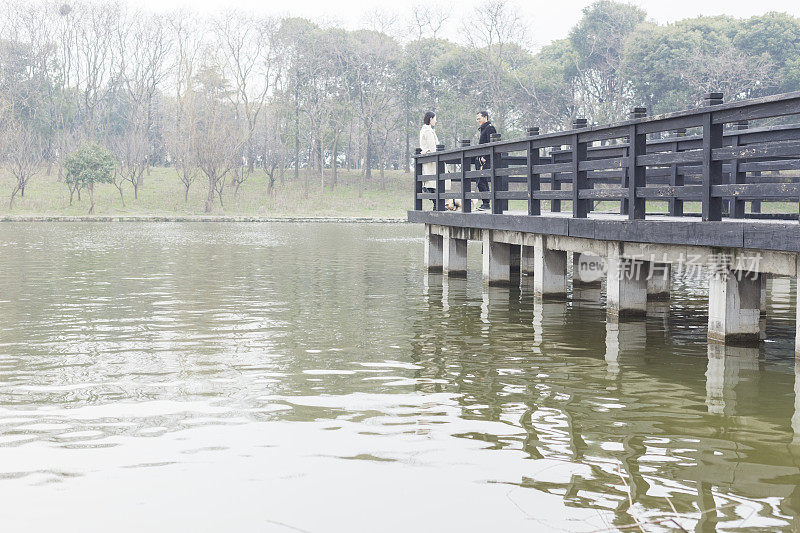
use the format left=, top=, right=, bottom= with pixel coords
left=413, top=91, right=800, bottom=222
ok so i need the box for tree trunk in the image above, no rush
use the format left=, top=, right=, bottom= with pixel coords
left=319, top=137, right=324, bottom=195
left=117, top=185, right=126, bottom=207
left=88, top=183, right=95, bottom=215
left=331, top=133, right=339, bottom=190
left=365, top=130, right=372, bottom=181
left=205, top=176, right=215, bottom=213
left=404, top=129, right=410, bottom=173
left=184, top=183, right=190, bottom=203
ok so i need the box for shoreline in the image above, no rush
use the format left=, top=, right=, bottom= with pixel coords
left=0, top=215, right=408, bottom=223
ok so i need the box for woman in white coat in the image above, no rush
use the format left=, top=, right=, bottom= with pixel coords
left=419, top=112, right=459, bottom=210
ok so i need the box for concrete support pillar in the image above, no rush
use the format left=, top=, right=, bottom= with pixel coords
left=533, top=234, right=567, bottom=300
left=707, top=263, right=761, bottom=346
left=606, top=244, right=649, bottom=318
left=482, top=231, right=510, bottom=286
left=443, top=232, right=467, bottom=277
left=648, top=263, right=671, bottom=301
left=520, top=245, right=535, bottom=277
left=760, top=273, right=768, bottom=316
left=424, top=227, right=443, bottom=272
left=573, top=253, right=603, bottom=287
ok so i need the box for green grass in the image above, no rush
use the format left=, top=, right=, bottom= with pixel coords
left=4, top=168, right=796, bottom=218
left=0, top=167, right=412, bottom=218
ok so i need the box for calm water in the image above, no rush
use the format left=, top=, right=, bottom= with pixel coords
left=1, top=222, right=799, bottom=532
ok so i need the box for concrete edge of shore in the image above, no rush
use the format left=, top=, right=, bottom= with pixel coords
left=0, top=216, right=408, bottom=223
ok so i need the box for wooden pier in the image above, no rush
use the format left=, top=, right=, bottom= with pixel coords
left=409, top=91, right=800, bottom=349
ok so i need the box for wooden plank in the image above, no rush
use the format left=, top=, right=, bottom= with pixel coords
left=578, top=125, right=629, bottom=143
left=638, top=115, right=703, bottom=135
left=739, top=160, right=800, bottom=172
left=579, top=188, right=626, bottom=199
left=713, top=140, right=800, bottom=160
left=572, top=133, right=589, bottom=218
left=464, top=170, right=491, bottom=179
left=628, top=123, right=646, bottom=220
left=533, top=162, right=572, bottom=174
left=729, top=131, right=745, bottom=219
left=578, top=157, right=624, bottom=171
left=702, top=112, right=723, bottom=221
left=637, top=185, right=702, bottom=199
left=531, top=190, right=572, bottom=200
left=528, top=141, right=541, bottom=216
left=496, top=191, right=528, bottom=200
left=494, top=168, right=530, bottom=177
left=712, top=183, right=800, bottom=198
left=460, top=152, right=471, bottom=213
left=414, top=160, right=422, bottom=211
left=636, top=150, right=703, bottom=166
left=713, top=97, right=800, bottom=124
left=405, top=211, right=800, bottom=252
left=744, top=223, right=800, bottom=252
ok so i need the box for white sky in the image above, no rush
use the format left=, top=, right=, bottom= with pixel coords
left=128, top=0, right=800, bottom=49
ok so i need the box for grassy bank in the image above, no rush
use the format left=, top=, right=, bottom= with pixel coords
left=3, top=167, right=796, bottom=219
left=1, top=167, right=411, bottom=218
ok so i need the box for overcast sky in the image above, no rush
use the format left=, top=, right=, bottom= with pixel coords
left=127, top=0, right=800, bottom=49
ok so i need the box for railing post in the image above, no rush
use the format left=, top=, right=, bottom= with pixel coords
left=730, top=120, right=748, bottom=219
left=622, top=108, right=646, bottom=216
left=572, top=118, right=589, bottom=218
left=627, top=109, right=647, bottom=220
left=460, top=140, right=471, bottom=213
left=668, top=128, right=686, bottom=216
left=490, top=133, right=501, bottom=214
left=414, top=147, right=422, bottom=211
left=436, top=144, right=445, bottom=211
left=702, top=92, right=723, bottom=221
left=527, top=127, right=540, bottom=216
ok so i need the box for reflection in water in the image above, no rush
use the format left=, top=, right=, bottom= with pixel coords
left=1, top=222, right=800, bottom=531
left=605, top=319, right=646, bottom=378
left=706, top=344, right=760, bottom=415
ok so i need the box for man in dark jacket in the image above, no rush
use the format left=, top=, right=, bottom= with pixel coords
left=475, top=110, right=496, bottom=211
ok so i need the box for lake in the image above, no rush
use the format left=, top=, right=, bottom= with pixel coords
left=0, top=222, right=798, bottom=531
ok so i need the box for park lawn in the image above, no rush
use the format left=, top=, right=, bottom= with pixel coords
left=3, top=169, right=796, bottom=219
left=0, top=167, right=412, bottom=218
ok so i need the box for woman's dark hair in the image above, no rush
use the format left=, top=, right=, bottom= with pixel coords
left=423, top=111, right=436, bottom=125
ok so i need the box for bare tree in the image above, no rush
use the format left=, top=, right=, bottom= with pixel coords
left=115, top=10, right=172, bottom=187
left=462, top=0, right=528, bottom=131
left=216, top=12, right=278, bottom=198
left=192, top=53, right=243, bottom=213
left=5, top=123, right=43, bottom=208
left=110, top=125, right=148, bottom=201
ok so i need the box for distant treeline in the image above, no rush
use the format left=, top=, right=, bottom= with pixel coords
left=1, top=0, right=799, bottom=211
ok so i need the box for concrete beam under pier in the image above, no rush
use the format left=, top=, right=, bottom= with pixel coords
left=607, top=243, right=649, bottom=318
left=708, top=259, right=761, bottom=346
left=533, top=235, right=567, bottom=300
left=482, top=231, right=511, bottom=286
left=424, top=229, right=443, bottom=273
left=421, top=221, right=800, bottom=354
left=443, top=232, right=467, bottom=277
left=648, top=263, right=671, bottom=301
